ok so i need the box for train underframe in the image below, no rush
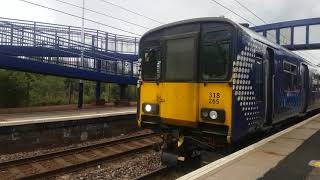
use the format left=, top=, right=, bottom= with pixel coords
left=141, top=119, right=230, bottom=165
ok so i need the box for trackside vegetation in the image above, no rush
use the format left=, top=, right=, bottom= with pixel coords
left=0, top=69, right=137, bottom=108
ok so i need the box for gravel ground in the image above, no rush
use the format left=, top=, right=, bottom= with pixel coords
left=0, top=129, right=153, bottom=163
left=56, top=150, right=162, bottom=180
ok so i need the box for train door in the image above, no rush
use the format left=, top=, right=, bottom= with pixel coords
left=254, top=55, right=265, bottom=125
left=159, top=34, right=199, bottom=123
left=300, top=64, right=309, bottom=112
left=254, top=49, right=274, bottom=127
left=265, top=49, right=274, bottom=125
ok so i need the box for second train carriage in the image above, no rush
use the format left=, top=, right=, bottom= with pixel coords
left=137, top=17, right=320, bottom=163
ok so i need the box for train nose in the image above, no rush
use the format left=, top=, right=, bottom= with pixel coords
left=159, top=83, right=198, bottom=125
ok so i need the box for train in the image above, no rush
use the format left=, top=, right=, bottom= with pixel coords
left=136, top=17, right=320, bottom=164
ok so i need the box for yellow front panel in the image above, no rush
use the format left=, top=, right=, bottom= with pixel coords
left=199, top=83, right=232, bottom=129
left=140, top=82, right=198, bottom=124
left=160, top=83, right=198, bottom=122
left=140, top=82, right=232, bottom=130
left=139, top=83, right=161, bottom=105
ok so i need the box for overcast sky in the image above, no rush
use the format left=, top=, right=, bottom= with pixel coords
left=0, top=0, right=319, bottom=62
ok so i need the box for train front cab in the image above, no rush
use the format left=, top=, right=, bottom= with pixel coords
left=137, top=19, right=239, bottom=162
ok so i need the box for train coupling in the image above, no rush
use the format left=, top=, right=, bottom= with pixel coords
left=161, top=134, right=186, bottom=166
left=161, top=152, right=185, bottom=166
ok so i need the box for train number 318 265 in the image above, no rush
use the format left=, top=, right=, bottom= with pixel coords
left=209, top=92, right=220, bottom=104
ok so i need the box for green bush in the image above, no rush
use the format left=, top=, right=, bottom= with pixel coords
left=0, top=69, right=137, bottom=108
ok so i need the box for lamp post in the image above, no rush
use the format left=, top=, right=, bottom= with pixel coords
left=78, top=0, right=85, bottom=109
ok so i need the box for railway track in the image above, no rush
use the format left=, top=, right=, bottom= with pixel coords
left=0, top=132, right=161, bottom=179
left=134, top=166, right=171, bottom=180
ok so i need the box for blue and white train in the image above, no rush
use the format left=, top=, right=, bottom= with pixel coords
left=137, top=17, right=320, bottom=163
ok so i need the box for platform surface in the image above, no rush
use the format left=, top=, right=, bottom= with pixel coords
left=178, top=114, right=320, bottom=180
left=0, top=107, right=136, bottom=127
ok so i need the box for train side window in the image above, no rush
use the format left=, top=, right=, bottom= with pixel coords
left=312, top=74, right=317, bottom=91
left=283, top=61, right=297, bottom=75
left=283, top=62, right=291, bottom=73
left=312, top=74, right=320, bottom=92
left=283, top=61, right=298, bottom=91
left=318, top=75, right=320, bottom=92
left=255, top=59, right=264, bottom=101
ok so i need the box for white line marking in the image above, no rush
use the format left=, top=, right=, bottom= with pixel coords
left=0, top=111, right=136, bottom=127
left=177, top=113, right=320, bottom=180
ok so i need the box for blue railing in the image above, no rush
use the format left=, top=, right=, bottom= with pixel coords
left=0, top=17, right=140, bottom=78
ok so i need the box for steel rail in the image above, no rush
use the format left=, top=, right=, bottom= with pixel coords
left=0, top=132, right=160, bottom=179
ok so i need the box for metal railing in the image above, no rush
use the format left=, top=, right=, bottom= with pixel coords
left=0, top=17, right=139, bottom=77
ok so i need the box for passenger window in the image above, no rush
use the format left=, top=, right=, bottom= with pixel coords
left=318, top=75, right=320, bottom=92
left=312, top=74, right=317, bottom=91
left=312, top=74, right=320, bottom=92
left=283, top=61, right=298, bottom=91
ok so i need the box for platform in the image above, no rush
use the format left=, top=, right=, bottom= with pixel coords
left=0, top=107, right=136, bottom=127
left=178, top=114, right=320, bottom=180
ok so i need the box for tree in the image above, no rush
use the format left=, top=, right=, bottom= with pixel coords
left=0, top=70, right=28, bottom=107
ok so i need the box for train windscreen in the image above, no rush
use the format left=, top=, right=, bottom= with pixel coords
left=165, top=37, right=196, bottom=81
left=200, top=29, right=232, bottom=81
left=140, top=21, right=234, bottom=82
left=141, top=46, right=161, bottom=80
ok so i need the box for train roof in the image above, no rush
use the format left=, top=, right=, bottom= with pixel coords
left=141, top=17, right=317, bottom=67
left=140, top=17, right=238, bottom=40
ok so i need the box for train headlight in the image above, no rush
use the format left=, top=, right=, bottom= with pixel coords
left=142, top=103, right=159, bottom=115
left=201, top=108, right=225, bottom=122
left=201, top=110, right=209, bottom=118
left=145, top=104, right=152, bottom=112
left=209, top=110, right=218, bottom=120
